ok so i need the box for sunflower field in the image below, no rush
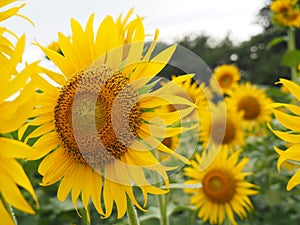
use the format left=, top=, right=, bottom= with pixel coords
left=2, top=0, right=300, bottom=225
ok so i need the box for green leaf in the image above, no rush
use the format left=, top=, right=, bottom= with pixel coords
left=267, top=36, right=287, bottom=49
left=139, top=206, right=160, bottom=222
left=281, top=49, right=300, bottom=67
left=167, top=203, right=194, bottom=217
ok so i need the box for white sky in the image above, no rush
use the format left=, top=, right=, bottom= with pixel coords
left=4, top=0, right=268, bottom=62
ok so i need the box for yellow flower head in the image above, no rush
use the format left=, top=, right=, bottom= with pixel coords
left=184, top=149, right=258, bottom=225
left=0, top=1, right=38, bottom=224
left=269, top=79, right=300, bottom=190
left=199, top=102, right=245, bottom=152
left=212, top=64, right=241, bottom=93
left=270, top=0, right=300, bottom=27
left=20, top=10, right=196, bottom=219
left=226, top=82, right=273, bottom=129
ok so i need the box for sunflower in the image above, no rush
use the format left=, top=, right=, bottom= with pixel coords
left=184, top=149, right=258, bottom=225
left=270, top=0, right=300, bottom=27
left=0, top=1, right=38, bottom=224
left=20, top=11, right=196, bottom=219
left=269, top=78, right=300, bottom=190
left=199, top=102, right=245, bottom=152
left=226, top=82, right=273, bottom=129
left=212, top=64, right=241, bottom=94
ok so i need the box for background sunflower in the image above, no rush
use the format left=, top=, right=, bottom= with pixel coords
left=184, top=149, right=258, bottom=225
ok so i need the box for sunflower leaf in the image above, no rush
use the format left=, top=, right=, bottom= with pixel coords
left=267, top=36, right=287, bottom=49
left=281, top=49, right=300, bottom=68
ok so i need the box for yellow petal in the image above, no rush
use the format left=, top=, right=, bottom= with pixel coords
left=31, top=132, right=59, bottom=160
left=270, top=102, right=300, bottom=116
left=37, top=43, right=73, bottom=77
left=0, top=172, right=34, bottom=214
left=102, top=174, right=114, bottom=218
left=57, top=161, right=77, bottom=201
left=0, top=34, right=24, bottom=88
left=90, top=171, right=104, bottom=215
left=0, top=3, right=25, bottom=22
left=277, top=78, right=300, bottom=101
left=58, top=32, right=79, bottom=72
left=95, top=15, right=121, bottom=60
left=129, top=45, right=177, bottom=89
left=70, top=18, right=92, bottom=67
left=273, top=109, right=300, bottom=132
left=0, top=82, right=36, bottom=133
left=142, top=105, right=195, bottom=125
left=142, top=29, right=159, bottom=62
left=139, top=94, right=196, bottom=109
left=0, top=138, right=36, bottom=159
left=275, top=145, right=300, bottom=172
left=0, top=158, right=38, bottom=206
left=268, top=123, right=300, bottom=143
left=0, top=199, right=16, bottom=225
left=287, top=169, right=300, bottom=191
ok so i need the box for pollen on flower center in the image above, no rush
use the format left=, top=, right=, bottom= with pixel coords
left=54, top=65, right=142, bottom=168
left=238, top=96, right=260, bottom=120
left=202, top=169, right=236, bottom=203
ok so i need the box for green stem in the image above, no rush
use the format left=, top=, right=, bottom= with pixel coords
left=157, top=193, right=169, bottom=225
left=153, top=150, right=169, bottom=225
left=287, top=27, right=299, bottom=83
left=80, top=207, right=90, bottom=225
left=0, top=193, right=17, bottom=225
left=127, top=197, right=140, bottom=225
left=224, top=215, right=232, bottom=225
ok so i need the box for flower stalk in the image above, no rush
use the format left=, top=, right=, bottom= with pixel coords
left=287, top=27, right=299, bottom=83
left=127, top=197, right=140, bottom=225
left=157, top=193, right=169, bottom=225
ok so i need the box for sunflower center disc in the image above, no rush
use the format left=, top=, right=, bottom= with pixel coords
left=238, top=96, right=260, bottom=120
left=219, top=74, right=233, bottom=88
left=211, top=118, right=235, bottom=145
left=203, top=170, right=236, bottom=203
left=54, top=65, right=141, bottom=169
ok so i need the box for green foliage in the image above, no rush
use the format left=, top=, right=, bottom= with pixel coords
left=281, top=49, right=300, bottom=67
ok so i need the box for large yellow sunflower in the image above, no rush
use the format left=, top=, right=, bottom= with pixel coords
left=0, top=1, right=38, bottom=224
left=199, top=102, right=245, bottom=152
left=212, top=64, right=241, bottom=94
left=226, top=82, right=273, bottom=129
left=20, top=11, right=196, bottom=219
left=269, top=78, right=300, bottom=190
left=270, top=0, right=300, bottom=28
left=184, top=149, right=258, bottom=225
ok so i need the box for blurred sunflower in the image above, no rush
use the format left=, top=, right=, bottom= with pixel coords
left=20, top=10, right=196, bottom=219
left=270, top=0, right=300, bottom=27
left=226, top=82, right=273, bottom=129
left=184, top=149, right=258, bottom=225
left=199, top=103, right=245, bottom=152
left=212, top=64, right=240, bottom=94
left=269, top=78, right=300, bottom=190
left=0, top=1, right=38, bottom=224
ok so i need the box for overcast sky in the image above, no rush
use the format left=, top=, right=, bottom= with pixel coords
left=4, top=0, right=268, bottom=62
